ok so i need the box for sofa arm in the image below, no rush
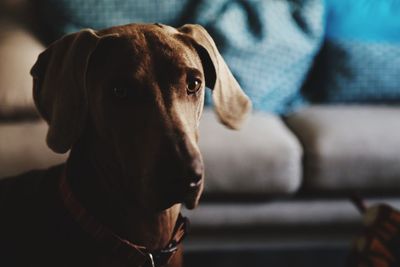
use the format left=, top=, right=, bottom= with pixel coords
left=0, top=18, right=44, bottom=118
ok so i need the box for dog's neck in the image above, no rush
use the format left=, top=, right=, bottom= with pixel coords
left=65, top=141, right=181, bottom=251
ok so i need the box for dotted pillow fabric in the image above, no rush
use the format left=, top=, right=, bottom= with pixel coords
left=37, top=0, right=190, bottom=36
left=303, top=0, right=400, bottom=104
left=191, top=0, right=325, bottom=113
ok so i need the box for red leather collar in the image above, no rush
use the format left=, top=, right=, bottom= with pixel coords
left=59, top=171, right=189, bottom=267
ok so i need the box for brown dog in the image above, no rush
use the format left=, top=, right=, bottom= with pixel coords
left=0, top=23, right=251, bottom=267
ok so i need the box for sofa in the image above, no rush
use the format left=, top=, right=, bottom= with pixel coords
left=1, top=1, right=400, bottom=266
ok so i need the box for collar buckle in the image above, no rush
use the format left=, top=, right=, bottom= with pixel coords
left=146, top=252, right=155, bottom=267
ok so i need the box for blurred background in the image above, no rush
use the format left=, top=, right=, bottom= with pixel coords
left=1, top=0, right=400, bottom=266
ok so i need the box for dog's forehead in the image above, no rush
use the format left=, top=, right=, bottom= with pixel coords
left=101, top=24, right=194, bottom=61
left=100, top=23, right=178, bottom=36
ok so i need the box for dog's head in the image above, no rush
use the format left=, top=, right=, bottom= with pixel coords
left=31, top=23, right=251, bottom=211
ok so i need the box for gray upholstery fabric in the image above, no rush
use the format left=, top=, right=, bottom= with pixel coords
left=286, top=105, right=400, bottom=192
left=183, top=198, right=400, bottom=228
left=0, top=19, right=44, bottom=117
left=0, top=120, right=67, bottom=178
left=199, top=109, right=302, bottom=195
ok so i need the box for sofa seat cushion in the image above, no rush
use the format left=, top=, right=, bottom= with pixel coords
left=184, top=199, right=400, bottom=229
left=286, top=105, right=400, bottom=193
left=199, top=109, right=302, bottom=195
left=0, top=120, right=67, bottom=178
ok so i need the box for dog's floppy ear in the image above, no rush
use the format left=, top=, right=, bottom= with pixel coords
left=31, top=29, right=117, bottom=153
left=178, top=24, right=252, bottom=129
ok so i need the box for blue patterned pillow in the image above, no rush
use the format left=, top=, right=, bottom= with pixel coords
left=303, top=0, right=400, bottom=104
left=37, top=0, right=325, bottom=114
left=190, top=0, right=325, bottom=113
left=37, top=0, right=190, bottom=35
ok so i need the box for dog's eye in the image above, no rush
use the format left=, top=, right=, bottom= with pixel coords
left=187, top=78, right=202, bottom=95
left=112, top=87, right=128, bottom=98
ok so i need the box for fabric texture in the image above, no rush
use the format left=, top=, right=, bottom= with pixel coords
left=37, top=0, right=191, bottom=35
left=199, top=109, right=302, bottom=195
left=0, top=120, right=67, bottom=178
left=0, top=19, right=44, bottom=118
left=285, top=106, right=400, bottom=193
left=191, top=0, right=325, bottom=113
left=183, top=199, right=400, bottom=228
left=325, top=0, right=400, bottom=42
left=37, top=0, right=325, bottom=114
left=303, top=0, right=400, bottom=104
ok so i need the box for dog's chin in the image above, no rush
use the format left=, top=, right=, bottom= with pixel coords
left=156, top=193, right=200, bottom=211
left=153, top=182, right=203, bottom=211
left=155, top=191, right=201, bottom=211
left=183, top=198, right=199, bottom=210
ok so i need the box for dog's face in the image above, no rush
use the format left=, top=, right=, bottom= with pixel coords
left=86, top=24, right=206, bottom=210
left=31, top=23, right=251, bottom=211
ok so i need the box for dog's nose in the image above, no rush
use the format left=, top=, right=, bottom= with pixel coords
left=187, top=158, right=203, bottom=188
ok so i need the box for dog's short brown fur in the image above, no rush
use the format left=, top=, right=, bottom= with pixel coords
left=0, top=23, right=251, bottom=267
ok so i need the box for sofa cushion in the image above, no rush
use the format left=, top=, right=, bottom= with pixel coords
left=0, top=19, right=44, bottom=118
left=303, top=1, right=400, bottom=104
left=184, top=199, right=400, bottom=229
left=0, top=120, right=67, bottom=178
left=285, top=106, right=400, bottom=193
left=192, top=0, right=325, bottom=114
left=37, top=0, right=190, bottom=36
left=199, top=109, right=302, bottom=195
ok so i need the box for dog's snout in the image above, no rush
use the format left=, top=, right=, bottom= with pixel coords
left=187, top=158, right=203, bottom=188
